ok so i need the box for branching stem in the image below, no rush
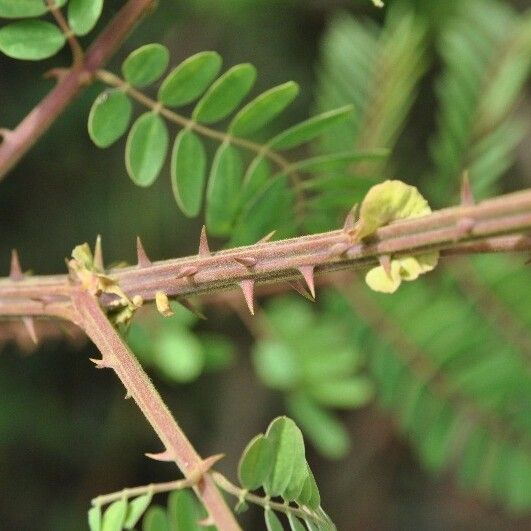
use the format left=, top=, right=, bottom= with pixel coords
left=47, top=0, right=84, bottom=66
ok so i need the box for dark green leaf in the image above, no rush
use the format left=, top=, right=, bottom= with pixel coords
left=122, top=43, right=170, bottom=88
left=263, top=416, right=306, bottom=498
left=88, top=89, right=132, bottom=148
left=201, top=334, right=235, bottom=372
left=171, top=128, right=206, bottom=217
left=287, top=514, right=306, bottom=531
left=68, top=0, right=103, bottom=36
left=268, top=106, right=354, bottom=150
left=101, top=499, right=127, bottom=531
left=125, top=112, right=169, bottom=187
left=124, top=492, right=153, bottom=529
left=158, top=51, right=222, bottom=107
left=0, top=20, right=65, bottom=60
left=0, top=0, right=65, bottom=17
left=240, top=155, right=271, bottom=207
left=238, top=433, right=273, bottom=490
left=229, top=81, right=299, bottom=136
left=206, top=142, right=243, bottom=235
left=142, top=506, right=169, bottom=531
left=168, top=490, right=210, bottom=530
left=193, top=63, right=257, bottom=124
left=265, top=509, right=284, bottom=531
left=88, top=506, right=102, bottom=531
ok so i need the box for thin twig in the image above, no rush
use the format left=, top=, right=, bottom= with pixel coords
left=47, top=0, right=84, bottom=66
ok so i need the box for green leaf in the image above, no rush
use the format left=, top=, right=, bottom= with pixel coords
left=153, top=329, right=204, bottom=383
left=124, top=492, right=153, bottom=529
left=287, top=514, right=306, bottom=531
left=167, top=490, right=209, bottom=530
left=201, top=334, right=235, bottom=372
left=299, top=467, right=321, bottom=510
left=0, top=20, right=65, bottom=60
left=88, top=506, right=102, bottom=531
left=253, top=340, right=300, bottom=390
left=265, top=509, right=284, bottom=531
left=229, top=81, right=299, bottom=136
left=122, top=43, right=170, bottom=88
left=158, top=51, right=222, bottom=107
left=171, top=128, right=206, bottom=217
left=292, top=149, right=388, bottom=173
left=125, top=112, right=169, bottom=187
left=206, top=142, right=243, bottom=236
left=88, top=89, right=133, bottom=148
left=68, top=0, right=103, bottom=36
left=238, top=433, right=273, bottom=490
left=240, top=155, right=271, bottom=206
left=193, top=63, right=257, bottom=124
left=287, top=393, right=350, bottom=460
left=0, top=0, right=65, bottom=17
left=263, top=416, right=306, bottom=498
left=309, top=378, right=374, bottom=409
left=268, top=105, right=354, bottom=150
left=101, top=499, right=127, bottom=531
left=142, top=506, right=169, bottom=531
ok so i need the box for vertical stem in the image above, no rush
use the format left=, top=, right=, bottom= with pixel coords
left=71, top=289, right=240, bottom=531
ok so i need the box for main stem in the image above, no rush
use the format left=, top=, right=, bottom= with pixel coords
left=71, top=289, right=240, bottom=530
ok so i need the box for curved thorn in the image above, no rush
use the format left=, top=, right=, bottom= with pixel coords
left=145, top=450, right=174, bottom=462
left=298, top=265, right=315, bottom=298
left=89, top=357, right=111, bottom=369
left=22, top=317, right=38, bottom=344
left=238, top=279, right=255, bottom=315
left=198, top=225, right=211, bottom=257
left=234, top=256, right=257, bottom=268
left=136, top=236, right=152, bottom=268
left=94, top=235, right=104, bottom=271
left=10, top=249, right=23, bottom=280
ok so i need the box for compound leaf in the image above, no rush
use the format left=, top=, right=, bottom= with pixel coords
left=229, top=81, right=299, bottom=137
left=142, top=506, right=169, bottom=531
left=0, top=0, right=65, bottom=18
left=88, top=89, right=132, bottom=148
left=124, top=492, right=153, bottom=529
left=68, top=0, right=103, bottom=36
left=122, top=43, right=170, bottom=88
left=88, top=506, right=102, bottom=531
left=193, top=63, right=257, bottom=124
left=238, top=433, right=273, bottom=490
left=265, top=509, right=284, bottom=531
left=0, top=19, right=65, bottom=60
left=171, top=128, right=206, bottom=217
left=125, top=112, right=169, bottom=187
left=101, top=498, right=127, bottom=531
left=158, top=51, right=222, bottom=107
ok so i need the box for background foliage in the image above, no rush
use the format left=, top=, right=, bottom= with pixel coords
left=1, top=0, right=531, bottom=529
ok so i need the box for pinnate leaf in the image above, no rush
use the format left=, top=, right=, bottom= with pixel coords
left=229, top=81, right=299, bottom=136
left=265, top=509, right=284, bottom=531
left=171, top=128, right=206, bottom=217
left=206, top=142, right=243, bottom=235
left=126, top=112, right=169, bottom=187
left=0, top=20, right=65, bottom=60
left=269, top=105, right=354, bottom=150
left=292, top=149, right=388, bottom=173
left=238, top=434, right=273, bottom=490
left=0, top=0, right=65, bottom=17
left=167, top=490, right=211, bottom=530
left=122, top=43, right=170, bottom=88
left=88, top=89, right=132, bottom=148
left=287, top=514, right=306, bottom=531
left=158, top=51, right=222, bottom=107
left=68, top=0, right=103, bottom=36
left=123, top=492, right=153, bottom=529
left=193, top=63, right=257, bottom=124
left=101, top=498, right=127, bottom=531
left=142, top=506, right=169, bottom=531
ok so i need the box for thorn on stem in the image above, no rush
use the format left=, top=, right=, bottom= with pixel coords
left=198, top=225, right=211, bottom=257
left=289, top=280, right=315, bottom=302
left=43, top=67, right=69, bottom=82
left=238, top=279, right=255, bottom=315
left=175, top=266, right=198, bottom=280
left=297, top=265, right=316, bottom=298
left=177, top=297, right=207, bottom=320
left=90, top=357, right=111, bottom=369
left=234, top=256, right=257, bottom=268
left=145, top=450, right=174, bottom=462
left=378, top=255, right=392, bottom=277
left=455, top=217, right=476, bottom=240
left=343, top=204, right=358, bottom=232
left=257, top=230, right=276, bottom=244
left=10, top=249, right=23, bottom=280
left=189, top=454, right=225, bottom=486
left=22, top=317, right=38, bottom=345
left=136, top=237, right=152, bottom=268
left=94, top=235, right=104, bottom=271
left=460, top=170, right=475, bottom=206
left=328, top=242, right=349, bottom=257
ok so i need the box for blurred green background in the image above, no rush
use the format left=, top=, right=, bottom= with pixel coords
left=1, top=0, right=531, bottom=529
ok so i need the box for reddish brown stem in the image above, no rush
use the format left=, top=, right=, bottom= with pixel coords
left=71, top=290, right=240, bottom=531
left=0, top=0, right=155, bottom=180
